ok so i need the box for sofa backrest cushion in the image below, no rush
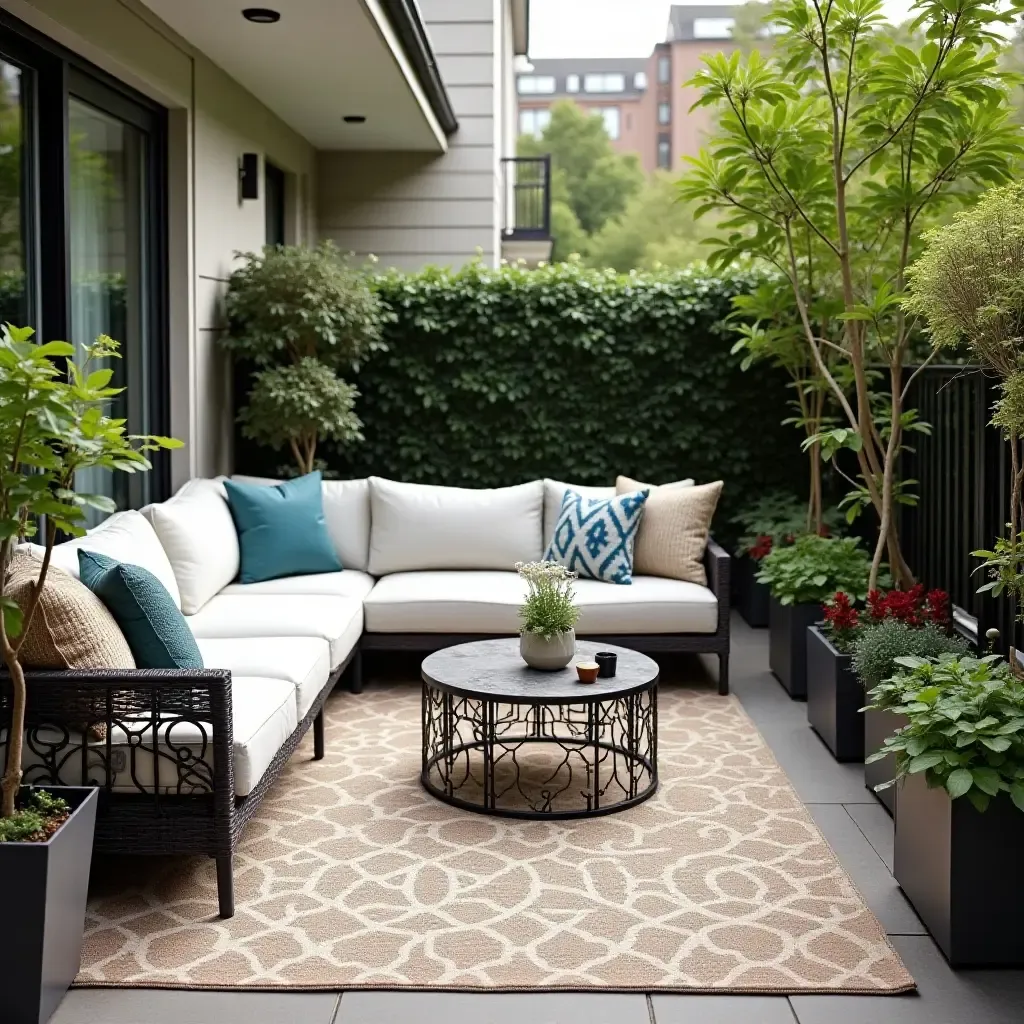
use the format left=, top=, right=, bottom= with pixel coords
left=232, top=475, right=371, bottom=572
left=542, top=480, right=616, bottom=552
left=27, top=509, right=183, bottom=610
left=368, top=477, right=544, bottom=575
left=143, top=478, right=240, bottom=615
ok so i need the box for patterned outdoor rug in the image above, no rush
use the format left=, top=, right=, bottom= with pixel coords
left=76, top=682, right=913, bottom=994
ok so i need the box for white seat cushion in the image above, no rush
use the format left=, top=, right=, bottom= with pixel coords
left=368, top=477, right=544, bottom=575
left=27, top=510, right=182, bottom=610
left=196, top=636, right=332, bottom=719
left=364, top=570, right=718, bottom=634
left=221, top=569, right=375, bottom=602
left=187, top=594, right=362, bottom=669
left=232, top=475, right=371, bottom=572
left=143, top=478, right=240, bottom=615
left=13, top=676, right=297, bottom=798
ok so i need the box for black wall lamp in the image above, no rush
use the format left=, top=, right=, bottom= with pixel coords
left=239, top=153, right=259, bottom=201
left=242, top=8, right=281, bottom=24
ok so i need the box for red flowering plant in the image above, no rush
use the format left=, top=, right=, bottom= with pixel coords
left=822, top=592, right=861, bottom=652
left=824, top=585, right=951, bottom=654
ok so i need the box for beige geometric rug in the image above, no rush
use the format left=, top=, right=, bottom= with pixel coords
left=76, top=682, right=913, bottom=994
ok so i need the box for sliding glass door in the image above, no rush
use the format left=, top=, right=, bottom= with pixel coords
left=0, top=58, right=31, bottom=328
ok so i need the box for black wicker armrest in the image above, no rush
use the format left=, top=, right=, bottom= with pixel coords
left=703, top=536, right=732, bottom=637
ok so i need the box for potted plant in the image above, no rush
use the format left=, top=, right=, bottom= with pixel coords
left=516, top=561, right=580, bottom=670
left=0, top=327, right=178, bottom=1024
left=867, top=653, right=1024, bottom=965
left=757, top=534, right=872, bottom=698
left=223, top=241, right=385, bottom=476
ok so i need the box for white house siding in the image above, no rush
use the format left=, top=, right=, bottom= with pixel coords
left=317, top=0, right=503, bottom=271
left=7, top=0, right=317, bottom=487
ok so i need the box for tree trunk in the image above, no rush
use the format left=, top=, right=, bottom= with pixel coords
left=1010, top=433, right=1023, bottom=677
left=1, top=644, right=25, bottom=818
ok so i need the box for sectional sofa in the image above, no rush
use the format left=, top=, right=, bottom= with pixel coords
left=5, top=476, right=730, bottom=917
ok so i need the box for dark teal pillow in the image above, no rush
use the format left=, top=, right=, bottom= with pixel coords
left=223, top=471, right=342, bottom=584
left=78, top=550, right=204, bottom=670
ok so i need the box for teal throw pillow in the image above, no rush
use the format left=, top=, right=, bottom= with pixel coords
left=223, top=471, right=342, bottom=584
left=544, top=487, right=650, bottom=585
left=78, top=550, right=204, bottom=669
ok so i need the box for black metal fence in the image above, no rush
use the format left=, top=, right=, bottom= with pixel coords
left=501, top=156, right=551, bottom=240
left=900, top=365, right=1017, bottom=651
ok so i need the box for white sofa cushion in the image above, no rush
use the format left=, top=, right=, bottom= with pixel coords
left=187, top=594, right=362, bottom=669
left=221, top=569, right=375, bottom=602
left=12, top=675, right=297, bottom=798
left=28, top=510, right=182, bottom=610
left=542, top=480, right=616, bottom=552
left=232, top=475, right=371, bottom=572
left=196, top=636, right=332, bottom=719
left=363, top=570, right=718, bottom=634
left=368, top=477, right=544, bottom=575
left=143, top=478, right=240, bottom=615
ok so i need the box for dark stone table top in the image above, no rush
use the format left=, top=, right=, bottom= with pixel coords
left=421, top=638, right=659, bottom=703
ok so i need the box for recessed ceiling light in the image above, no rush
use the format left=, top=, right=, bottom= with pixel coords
left=242, top=8, right=280, bottom=24
left=343, top=115, right=366, bottom=124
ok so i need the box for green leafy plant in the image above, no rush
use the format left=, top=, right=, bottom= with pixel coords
left=516, top=561, right=580, bottom=640
left=0, top=327, right=180, bottom=822
left=223, top=242, right=386, bottom=475
left=865, top=654, right=1024, bottom=811
left=731, top=490, right=843, bottom=559
left=681, top=0, right=1024, bottom=590
left=756, top=534, right=874, bottom=605
left=0, top=790, right=69, bottom=843
left=852, top=618, right=969, bottom=690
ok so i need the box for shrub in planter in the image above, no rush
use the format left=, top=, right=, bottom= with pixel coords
left=757, top=535, right=872, bottom=698
left=854, top=617, right=968, bottom=812
left=867, top=654, right=1024, bottom=964
left=807, top=593, right=863, bottom=761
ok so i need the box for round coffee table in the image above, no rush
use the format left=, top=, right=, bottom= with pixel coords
left=420, top=638, right=659, bottom=819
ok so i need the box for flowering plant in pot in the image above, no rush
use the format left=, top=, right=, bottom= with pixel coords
left=516, top=561, right=580, bottom=670
left=0, top=327, right=179, bottom=1023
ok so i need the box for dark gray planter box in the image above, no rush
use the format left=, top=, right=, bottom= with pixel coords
left=736, top=555, right=769, bottom=628
left=1, top=786, right=97, bottom=1024
left=806, top=626, right=864, bottom=762
left=768, top=596, right=822, bottom=699
left=895, top=771, right=1024, bottom=966
left=864, top=705, right=906, bottom=815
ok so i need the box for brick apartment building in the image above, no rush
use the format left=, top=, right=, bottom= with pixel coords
left=516, top=4, right=739, bottom=173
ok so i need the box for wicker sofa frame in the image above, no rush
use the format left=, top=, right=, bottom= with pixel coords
left=0, top=540, right=728, bottom=920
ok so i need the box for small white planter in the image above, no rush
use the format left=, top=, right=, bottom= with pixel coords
left=520, top=629, right=576, bottom=670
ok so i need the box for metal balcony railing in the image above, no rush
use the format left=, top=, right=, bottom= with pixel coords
left=501, top=156, right=552, bottom=241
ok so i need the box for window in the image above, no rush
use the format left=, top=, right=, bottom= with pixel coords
left=658, top=55, right=671, bottom=84
left=566, top=73, right=580, bottom=93
left=0, top=14, right=169, bottom=513
left=600, top=107, right=620, bottom=140
left=634, top=71, right=647, bottom=91
left=518, top=107, right=550, bottom=138
left=517, top=75, right=556, bottom=95
left=265, top=162, right=286, bottom=246
left=583, top=73, right=625, bottom=93
left=658, top=101, right=671, bottom=125
left=658, top=134, right=671, bottom=170
left=693, top=17, right=736, bottom=39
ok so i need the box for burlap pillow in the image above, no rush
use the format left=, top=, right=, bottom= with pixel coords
left=616, top=477, right=723, bottom=585
left=6, top=551, right=135, bottom=670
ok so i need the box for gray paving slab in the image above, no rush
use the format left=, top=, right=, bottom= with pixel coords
left=651, top=994, right=796, bottom=1023
left=790, top=935, right=1024, bottom=1024
left=335, top=992, right=651, bottom=1024
left=52, top=989, right=340, bottom=1024
left=845, top=800, right=895, bottom=872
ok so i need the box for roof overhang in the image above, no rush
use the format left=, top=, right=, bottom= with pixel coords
left=139, top=0, right=451, bottom=151
left=511, top=0, right=531, bottom=55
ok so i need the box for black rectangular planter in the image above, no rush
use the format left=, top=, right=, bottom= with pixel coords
left=1, top=786, right=98, bottom=1024
left=864, top=706, right=906, bottom=815
left=735, top=555, right=770, bottom=628
left=806, top=626, right=864, bottom=762
left=768, top=596, right=822, bottom=699
left=895, top=771, right=1024, bottom=966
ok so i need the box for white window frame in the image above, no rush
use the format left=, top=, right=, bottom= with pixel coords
left=600, top=107, right=621, bottom=140
left=517, top=75, right=556, bottom=95
left=583, top=73, right=626, bottom=93
left=566, top=73, right=580, bottom=93
left=693, top=17, right=736, bottom=39
left=657, top=55, right=671, bottom=84
left=658, top=101, right=671, bottom=125
left=634, top=71, right=648, bottom=91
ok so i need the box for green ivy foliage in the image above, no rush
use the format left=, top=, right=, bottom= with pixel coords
left=269, top=260, right=805, bottom=538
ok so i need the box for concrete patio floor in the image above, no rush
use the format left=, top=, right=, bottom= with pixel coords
left=54, top=615, right=1024, bottom=1024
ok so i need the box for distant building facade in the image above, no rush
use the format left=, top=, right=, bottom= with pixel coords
left=516, top=5, right=740, bottom=173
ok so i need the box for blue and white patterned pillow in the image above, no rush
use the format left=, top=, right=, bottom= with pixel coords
left=544, top=487, right=650, bottom=584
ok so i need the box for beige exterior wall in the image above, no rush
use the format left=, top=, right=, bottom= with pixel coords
left=317, top=0, right=504, bottom=271
left=5, top=0, right=317, bottom=486
left=670, top=40, right=734, bottom=171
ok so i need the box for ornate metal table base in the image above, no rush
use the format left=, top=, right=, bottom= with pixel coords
left=421, top=682, right=658, bottom=819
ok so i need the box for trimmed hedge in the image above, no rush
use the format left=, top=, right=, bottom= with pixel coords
left=235, top=261, right=805, bottom=541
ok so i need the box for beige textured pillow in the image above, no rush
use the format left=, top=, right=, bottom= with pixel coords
left=5, top=551, right=135, bottom=670
left=616, top=476, right=723, bottom=585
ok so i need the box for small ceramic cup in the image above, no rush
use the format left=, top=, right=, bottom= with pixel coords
left=596, top=652, right=617, bottom=678
left=575, top=661, right=600, bottom=684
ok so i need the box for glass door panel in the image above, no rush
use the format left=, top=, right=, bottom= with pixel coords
left=0, top=58, right=30, bottom=327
